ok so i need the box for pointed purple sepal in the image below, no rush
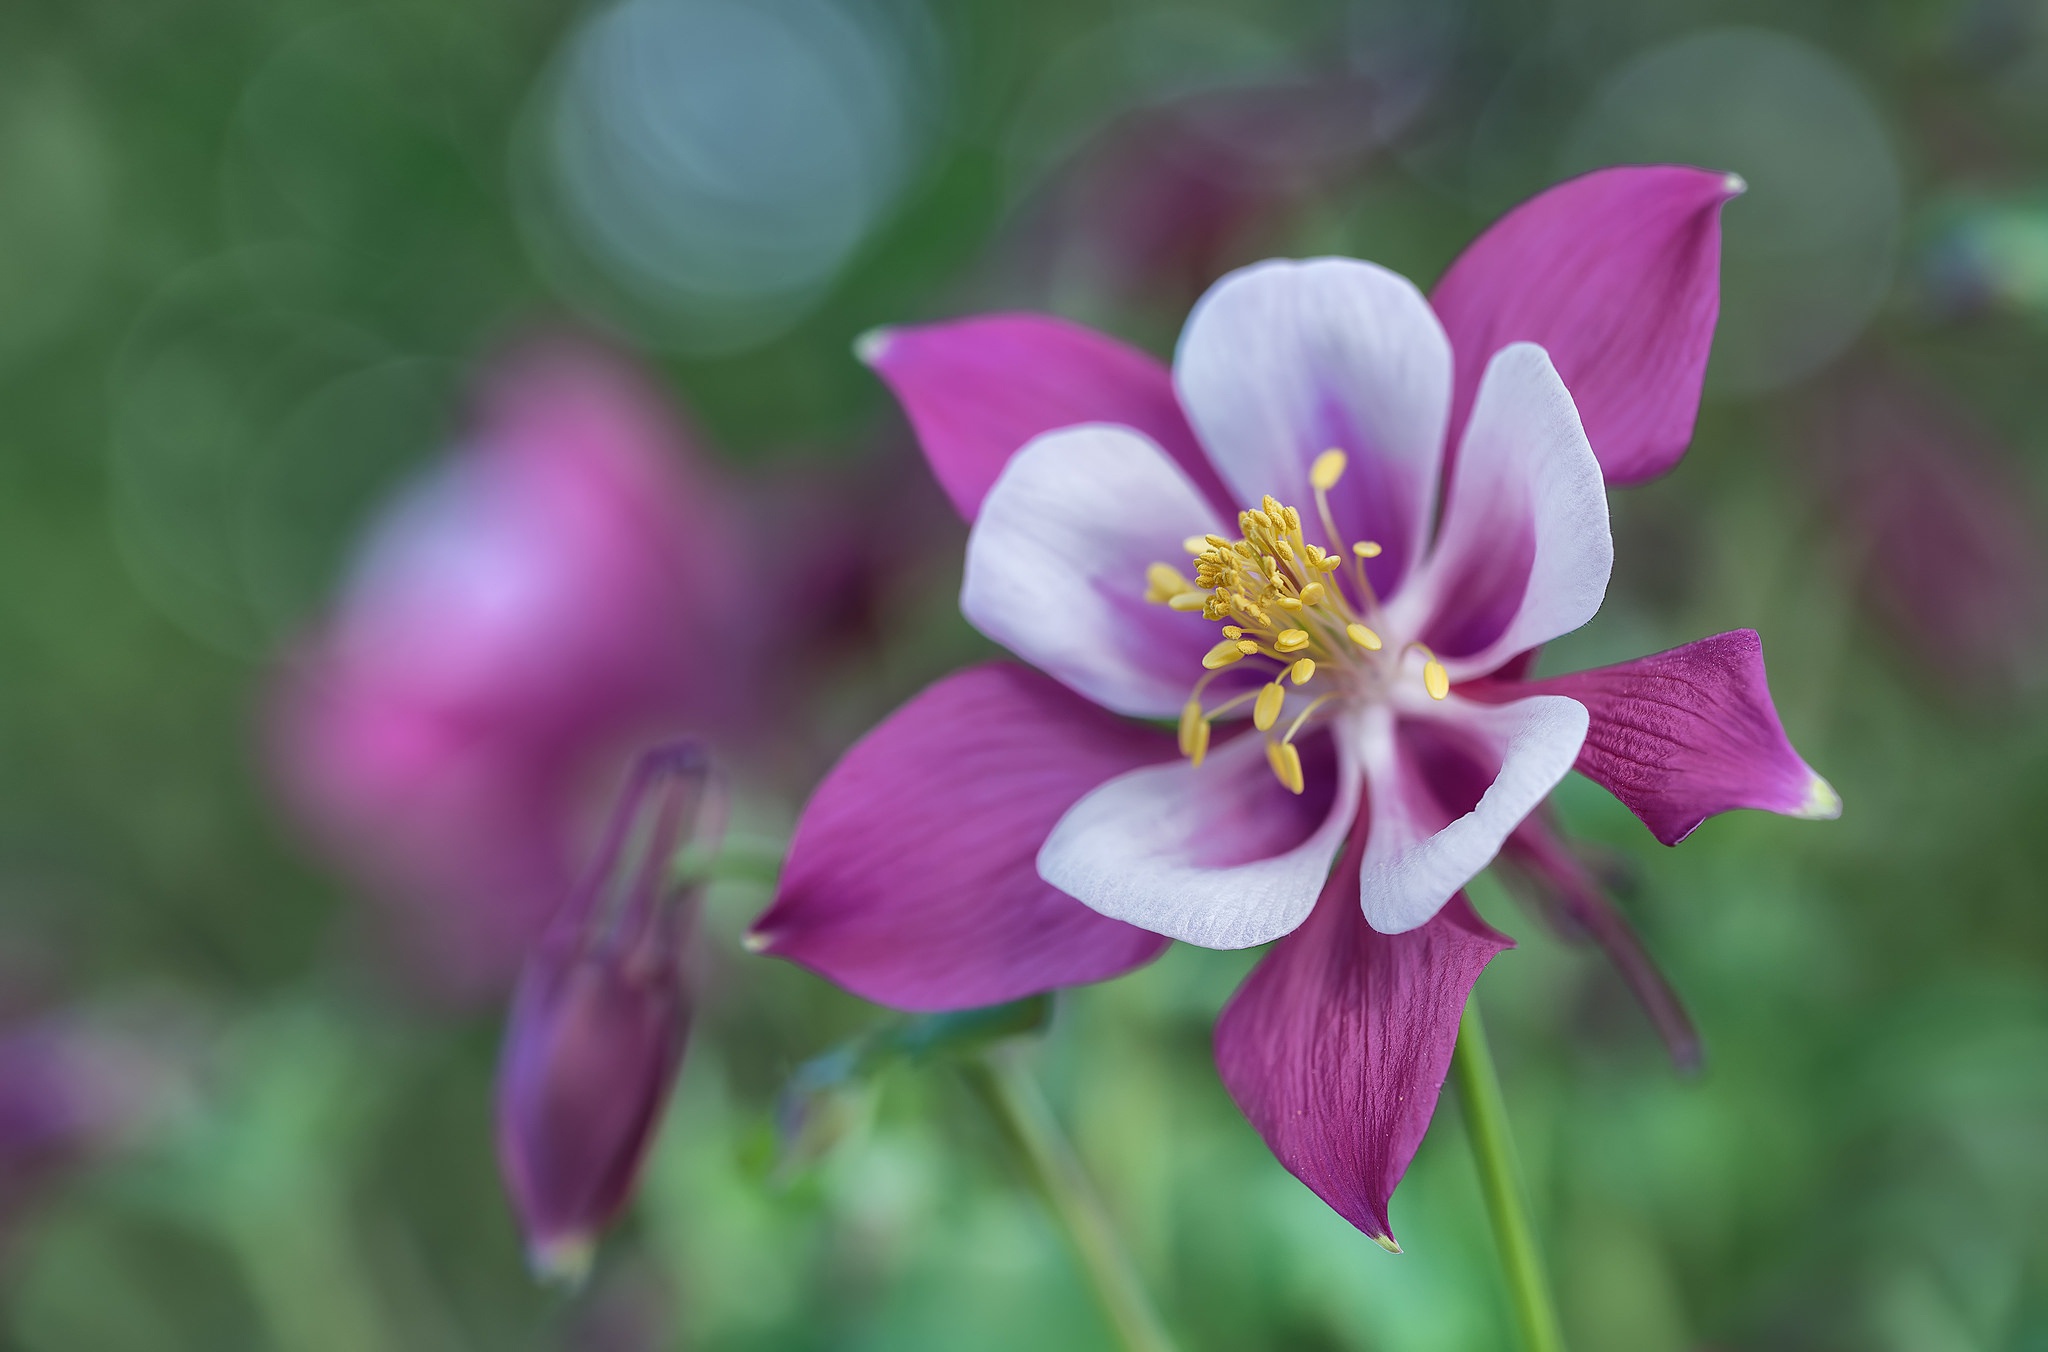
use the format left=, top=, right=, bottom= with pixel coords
left=1214, top=828, right=1512, bottom=1247
left=860, top=313, right=1229, bottom=520
left=1434, top=165, right=1739, bottom=486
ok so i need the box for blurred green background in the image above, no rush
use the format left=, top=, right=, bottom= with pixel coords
left=4, top=0, right=2047, bottom=1348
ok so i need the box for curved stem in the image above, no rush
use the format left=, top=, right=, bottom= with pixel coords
left=962, top=1053, right=1179, bottom=1352
left=1452, top=998, right=1568, bottom=1352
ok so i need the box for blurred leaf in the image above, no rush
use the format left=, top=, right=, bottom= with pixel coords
left=772, top=995, right=1054, bottom=1180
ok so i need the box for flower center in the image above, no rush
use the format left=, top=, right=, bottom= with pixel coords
left=1143, top=449, right=1448, bottom=794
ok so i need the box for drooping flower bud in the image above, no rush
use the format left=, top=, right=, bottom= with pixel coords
left=495, top=741, right=724, bottom=1285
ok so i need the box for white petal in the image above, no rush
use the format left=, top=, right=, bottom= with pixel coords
left=962, top=424, right=1226, bottom=719
left=1389, top=343, right=1613, bottom=679
left=1037, top=723, right=1362, bottom=949
left=1174, top=258, right=1451, bottom=597
left=1356, top=694, right=1589, bottom=934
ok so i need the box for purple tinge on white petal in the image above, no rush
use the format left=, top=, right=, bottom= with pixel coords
left=1432, top=165, right=1739, bottom=486
left=1215, top=823, right=1511, bottom=1247
left=1174, top=257, right=1451, bottom=595
left=1482, top=629, right=1840, bottom=846
left=963, top=424, right=1232, bottom=719
left=1355, top=695, right=1588, bottom=935
left=1394, top=343, right=1612, bottom=680
left=860, top=312, right=1232, bottom=520
left=752, top=664, right=1172, bottom=1011
left=1038, top=723, right=1360, bottom=949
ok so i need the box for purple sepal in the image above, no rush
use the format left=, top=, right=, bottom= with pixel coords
left=1214, top=826, right=1511, bottom=1247
left=860, top=313, right=1230, bottom=520
left=752, top=663, right=1173, bottom=1011
left=1433, top=165, right=1738, bottom=486
left=1472, top=629, right=1839, bottom=845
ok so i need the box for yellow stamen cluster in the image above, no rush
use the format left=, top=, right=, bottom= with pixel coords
left=1146, top=449, right=1449, bottom=794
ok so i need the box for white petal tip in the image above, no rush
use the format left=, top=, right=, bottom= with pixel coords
left=742, top=929, right=775, bottom=954
left=527, top=1234, right=596, bottom=1289
left=1795, top=773, right=1842, bottom=821
left=1722, top=171, right=1748, bottom=198
left=1372, top=1233, right=1403, bottom=1254
left=853, top=326, right=894, bottom=366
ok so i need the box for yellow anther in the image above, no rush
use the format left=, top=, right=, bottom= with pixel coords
left=1253, top=682, right=1285, bottom=732
left=1424, top=658, right=1450, bottom=701
left=1290, top=658, right=1316, bottom=685
left=1353, top=540, right=1383, bottom=559
left=1310, top=449, right=1347, bottom=491
left=1276, top=596, right=1303, bottom=611
left=1167, top=592, right=1209, bottom=611
left=1146, top=563, right=1194, bottom=603
left=1266, top=740, right=1305, bottom=795
left=1202, top=640, right=1248, bottom=669
left=1299, top=581, right=1326, bottom=606
left=1274, top=629, right=1311, bottom=652
left=1222, top=626, right=1243, bottom=638
left=1235, top=639, right=1261, bottom=655
left=1346, top=623, right=1383, bottom=651
left=1183, top=535, right=1209, bottom=554
left=1317, top=554, right=1344, bottom=572
left=1205, top=533, right=1231, bottom=548
left=1177, top=700, right=1210, bottom=765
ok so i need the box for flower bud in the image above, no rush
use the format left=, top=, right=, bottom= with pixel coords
left=495, top=742, right=724, bottom=1284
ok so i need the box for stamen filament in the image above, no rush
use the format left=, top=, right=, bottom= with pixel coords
left=1282, top=693, right=1336, bottom=745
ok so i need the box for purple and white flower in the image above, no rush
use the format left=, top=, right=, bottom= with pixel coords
left=752, top=166, right=1839, bottom=1245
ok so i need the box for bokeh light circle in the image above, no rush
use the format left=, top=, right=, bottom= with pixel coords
left=516, top=0, right=942, bottom=355
left=1562, top=28, right=1903, bottom=395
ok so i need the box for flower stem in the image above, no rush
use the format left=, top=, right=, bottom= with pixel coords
left=1452, top=997, right=1568, bottom=1352
left=961, top=1052, right=1179, bottom=1352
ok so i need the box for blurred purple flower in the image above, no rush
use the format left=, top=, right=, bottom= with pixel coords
left=0, top=1015, right=164, bottom=1230
left=496, top=741, right=723, bottom=1285
left=1016, top=79, right=1389, bottom=312
left=755, top=167, right=1836, bottom=1246
left=1809, top=363, right=2048, bottom=696
left=272, top=336, right=750, bottom=997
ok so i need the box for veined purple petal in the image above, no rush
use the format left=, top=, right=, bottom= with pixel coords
left=1475, top=630, right=1840, bottom=846
left=1433, top=166, right=1739, bottom=486
left=1215, top=825, right=1511, bottom=1249
left=860, top=313, right=1229, bottom=520
left=1038, top=723, right=1359, bottom=950
left=752, top=665, right=1173, bottom=1010
left=1356, top=694, right=1588, bottom=935
left=1391, top=343, right=1612, bottom=679
left=962, top=424, right=1232, bottom=719
left=1175, top=257, right=1451, bottom=596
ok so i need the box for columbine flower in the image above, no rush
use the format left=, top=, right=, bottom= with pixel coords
left=273, top=336, right=748, bottom=997
left=751, top=166, right=1839, bottom=1245
left=496, top=742, right=724, bottom=1285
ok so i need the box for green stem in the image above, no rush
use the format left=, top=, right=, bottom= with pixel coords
left=1452, top=997, right=1567, bottom=1352
left=962, top=1053, right=1180, bottom=1352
